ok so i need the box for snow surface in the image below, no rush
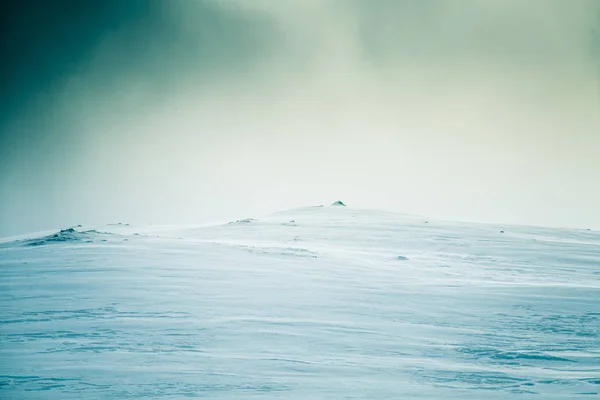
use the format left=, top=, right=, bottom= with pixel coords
left=1, top=205, right=599, bottom=399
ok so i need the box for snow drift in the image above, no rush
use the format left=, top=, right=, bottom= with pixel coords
left=1, top=205, right=599, bottom=399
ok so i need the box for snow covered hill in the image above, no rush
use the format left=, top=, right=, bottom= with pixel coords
left=1, top=204, right=599, bottom=399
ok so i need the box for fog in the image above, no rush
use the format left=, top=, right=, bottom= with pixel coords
left=1, top=0, right=599, bottom=236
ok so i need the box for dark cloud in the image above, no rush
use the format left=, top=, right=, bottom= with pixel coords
left=0, top=1, right=278, bottom=124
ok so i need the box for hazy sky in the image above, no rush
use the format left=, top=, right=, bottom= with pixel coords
left=1, top=0, right=599, bottom=236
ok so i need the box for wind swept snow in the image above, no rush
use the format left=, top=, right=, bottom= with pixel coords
left=1, top=205, right=599, bottom=399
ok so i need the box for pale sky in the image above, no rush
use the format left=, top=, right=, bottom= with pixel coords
left=1, top=0, right=599, bottom=236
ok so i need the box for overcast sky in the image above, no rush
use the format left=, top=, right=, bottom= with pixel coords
left=1, top=0, right=599, bottom=236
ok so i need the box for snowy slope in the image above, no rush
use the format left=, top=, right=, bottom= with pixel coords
left=1, top=204, right=599, bottom=399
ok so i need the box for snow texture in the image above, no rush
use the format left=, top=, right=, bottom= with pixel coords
left=1, top=205, right=599, bottom=399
